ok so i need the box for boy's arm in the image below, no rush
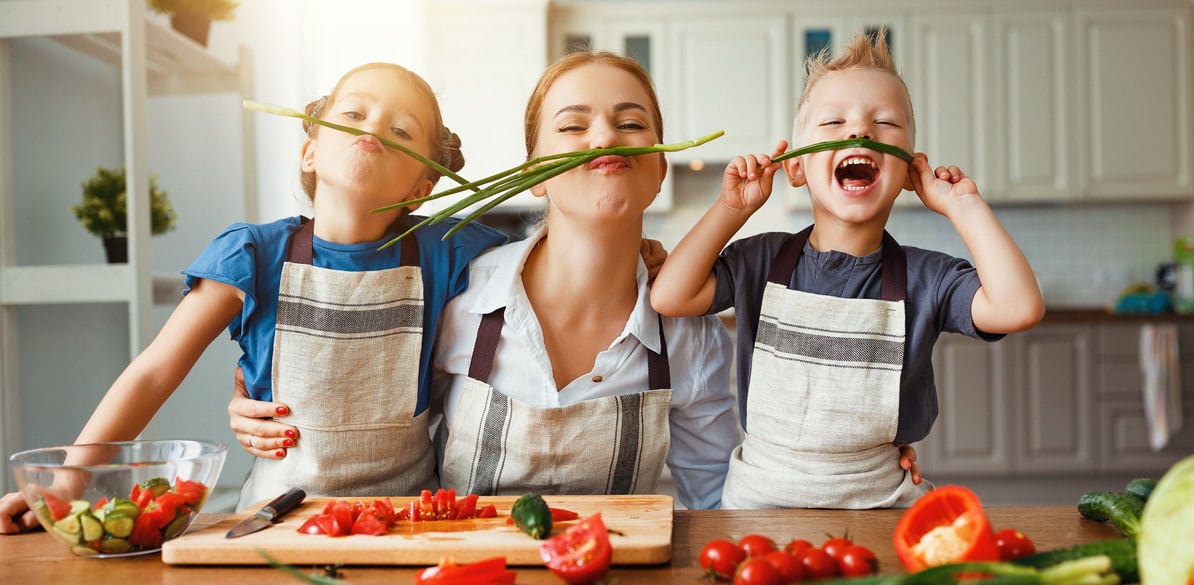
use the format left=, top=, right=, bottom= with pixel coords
left=74, top=278, right=243, bottom=444
left=651, top=141, right=787, bottom=316
left=909, top=156, right=1045, bottom=334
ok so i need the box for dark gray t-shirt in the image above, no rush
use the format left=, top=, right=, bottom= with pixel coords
left=710, top=229, right=1002, bottom=444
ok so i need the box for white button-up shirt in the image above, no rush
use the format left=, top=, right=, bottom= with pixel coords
left=432, top=229, right=740, bottom=509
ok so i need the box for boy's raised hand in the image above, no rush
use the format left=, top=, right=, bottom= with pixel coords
left=719, top=140, right=788, bottom=212
left=908, top=153, right=983, bottom=217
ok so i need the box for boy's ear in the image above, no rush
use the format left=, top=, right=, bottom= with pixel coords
left=300, top=139, right=316, bottom=172
left=783, top=158, right=807, bottom=188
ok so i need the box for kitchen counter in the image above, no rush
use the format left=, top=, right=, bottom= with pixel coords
left=0, top=507, right=1120, bottom=584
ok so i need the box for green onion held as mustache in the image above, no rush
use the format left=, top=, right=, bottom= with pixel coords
left=770, top=138, right=915, bottom=164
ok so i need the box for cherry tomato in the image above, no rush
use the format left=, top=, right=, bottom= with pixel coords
left=734, top=557, right=783, bottom=585
left=821, top=535, right=854, bottom=562
left=784, top=538, right=815, bottom=557
left=700, top=538, right=747, bottom=579
left=762, top=550, right=804, bottom=583
left=738, top=534, right=778, bottom=558
left=539, top=512, right=612, bottom=585
left=838, top=545, right=879, bottom=576
left=994, top=528, right=1037, bottom=561
left=798, top=547, right=839, bottom=580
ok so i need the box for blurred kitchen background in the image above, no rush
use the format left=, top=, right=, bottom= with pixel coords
left=2, top=0, right=1192, bottom=510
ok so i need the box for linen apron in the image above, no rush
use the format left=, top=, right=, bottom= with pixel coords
left=239, top=219, right=437, bottom=509
left=440, top=308, right=673, bottom=496
left=720, top=227, right=931, bottom=509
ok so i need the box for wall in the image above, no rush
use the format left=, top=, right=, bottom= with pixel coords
left=646, top=167, right=1178, bottom=309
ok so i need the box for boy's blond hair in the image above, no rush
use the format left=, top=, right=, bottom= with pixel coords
left=792, top=29, right=915, bottom=146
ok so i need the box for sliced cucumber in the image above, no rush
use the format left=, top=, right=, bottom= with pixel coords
left=163, top=514, right=190, bottom=540
left=31, top=500, right=54, bottom=530
left=103, top=513, right=135, bottom=538
left=68, top=500, right=90, bottom=515
left=80, top=513, right=104, bottom=542
left=52, top=515, right=82, bottom=545
left=139, top=477, right=171, bottom=498
left=99, top=538, right=132, bottom=555
left=70, top=544, right=99, bottom=557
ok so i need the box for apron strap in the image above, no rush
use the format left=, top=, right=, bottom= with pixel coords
left=286, top=217, right=421, bottom=267
left=466, top=308, right=673, bottom=390
left=766, top=225, right=907, bottom=302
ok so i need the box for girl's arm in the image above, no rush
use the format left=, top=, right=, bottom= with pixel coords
left=908, top=156, right=1045, bottom=334
left=74, top=278, right=244, bottom=444
left=651, top=142, right=786, bottom=317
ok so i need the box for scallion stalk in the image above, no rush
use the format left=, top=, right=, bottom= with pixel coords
left=770, top=138, right=915, bottom=164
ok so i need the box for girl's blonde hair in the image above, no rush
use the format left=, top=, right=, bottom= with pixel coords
left=793, top=29, right=916, bottom=145
left=299, top=62, right=465, bottom=198
left=523, top=51, right=663, bottom=158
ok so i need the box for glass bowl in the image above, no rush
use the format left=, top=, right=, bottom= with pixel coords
left=8, top=439, right=227, bottom=558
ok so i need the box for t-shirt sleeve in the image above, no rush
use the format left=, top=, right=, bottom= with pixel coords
left=440, top=220, right=509, bottom=301
left=710, top=232, right=791, bottom=315
left=931, top=254, right=1004, bottom=342
left=181, top=222, right=270, bottom=338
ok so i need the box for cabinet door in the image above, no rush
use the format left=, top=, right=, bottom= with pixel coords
left=993, top=11, right=1075, bottom=202
left=667, top=17, right=789, bottom=163
left=1010, top=325, right=1095, bottom=473
left=908, top=12, right=991, bottom=199
left=1076, top=5, right=1193, bottom=199
left=922, top=334, right=1010, bottom=475
left=1098, top=399, right=1194, bottom=473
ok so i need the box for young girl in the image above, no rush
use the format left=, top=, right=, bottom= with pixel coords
left=651, top=31, right=1042, bottom=509
left=0, top=62, right=506, bottom=528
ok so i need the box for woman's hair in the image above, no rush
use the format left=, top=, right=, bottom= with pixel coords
left=792, top=28, right=915, bottom=145
left=299, top=62, right=465, bottom=198
left=523, top=51, right=663, bottom=158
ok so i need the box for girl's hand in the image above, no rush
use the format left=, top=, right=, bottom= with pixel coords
left=908, top=154, right=982, bottom=216
left=229, top=366, right=298, bottom=459
left=898, top=444, right=924, bottom=485
left=719, top=140, right=788, bottom=212
left=0, top=492, right=39, bottom=534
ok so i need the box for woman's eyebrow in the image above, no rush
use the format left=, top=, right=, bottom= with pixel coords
left=553, top=102, right=648, bottom=119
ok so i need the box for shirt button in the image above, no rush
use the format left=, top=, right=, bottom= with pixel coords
left=592, top=375, right=603, bottom=383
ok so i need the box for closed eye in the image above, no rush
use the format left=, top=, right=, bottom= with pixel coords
left=342, top=111, right=363, bottom=121
left=391, top=127, right=413, bottom=140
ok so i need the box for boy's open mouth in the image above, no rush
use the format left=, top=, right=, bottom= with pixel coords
left=836, top=156, right=878, bottom=191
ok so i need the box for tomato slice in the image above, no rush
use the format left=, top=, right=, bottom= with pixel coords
left=41, top=491, right=72, bottom=521
left=414, top=556, right=516, bottom=585
left=539, top=512, right=612, bottom=585
left=297, top=514, right=326, bottom=535
left=893, top=485, right=1000, bottom=571
left=351, top=511, right=387, bottom=536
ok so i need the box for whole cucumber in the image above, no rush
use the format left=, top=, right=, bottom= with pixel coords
left=1077, top=491, right=1144, bottom=539
left=1014, top=538, right=1138, bottom=583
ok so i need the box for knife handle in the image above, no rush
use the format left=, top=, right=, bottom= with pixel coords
left=261, top=487, right=306, bottom=520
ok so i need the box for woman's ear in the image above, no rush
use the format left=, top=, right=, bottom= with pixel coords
left=300, top=139, right=317, bottom=172
left=783, top=158, right=806, bottom=188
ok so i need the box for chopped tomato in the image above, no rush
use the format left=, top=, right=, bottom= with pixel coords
left=173, top=478, right=207, bottom=506
left=298, top=515, right=325, bottom=535
left=93, top=496, right=109, bottom=511
left=539, top=512, right=612, bottom=585
left=476, top=504, right=497, bottom=518
left=893, top=485, right=1000, bottom=571
left=351, top=512, right=387, bottom=536
left=414, top=556, right=516, bottom=585
left=41, top=491, right=72, bottom=521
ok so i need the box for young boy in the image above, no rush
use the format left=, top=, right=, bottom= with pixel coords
left=650, top=30, right=1044, bottom=509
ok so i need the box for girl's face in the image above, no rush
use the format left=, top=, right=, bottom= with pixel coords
left=784, top=68, right=914, bottom=224
left=529, top=63, right=667, bottom=221
left=301, top=67, right=437, bottom=212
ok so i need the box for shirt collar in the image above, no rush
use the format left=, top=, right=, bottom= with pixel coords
left=467, top=227, right=663, bottom=354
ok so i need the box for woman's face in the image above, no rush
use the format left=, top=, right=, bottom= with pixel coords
left=301, top=67, right=438, bottom=211
left=529, top=62, right=667, bottom=221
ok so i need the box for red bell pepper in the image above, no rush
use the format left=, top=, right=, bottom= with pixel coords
left=892, top=485, right=1000, bottom=571
left=414, top=556, right=516, bottom=585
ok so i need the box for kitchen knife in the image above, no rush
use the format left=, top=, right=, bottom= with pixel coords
left=225, top=487, right=306, bottom=538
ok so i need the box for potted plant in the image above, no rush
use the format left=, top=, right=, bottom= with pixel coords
left=146, top=0, right=239, bottom=47
left=72, top=166, right=177, bottom=263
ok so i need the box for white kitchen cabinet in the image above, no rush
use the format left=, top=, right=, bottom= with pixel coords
left=1075, top=3, right=1193, bottom=200
left=922, top=334, right=1011, bottom=475
left=0, top=0, right=255, bottom=490
left=1010, top=324, right=1096, bottom=473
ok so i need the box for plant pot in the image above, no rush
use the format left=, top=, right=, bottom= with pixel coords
left=170, top=11, right=212, bottom=47
left=103, top=236, right=128, bottom=264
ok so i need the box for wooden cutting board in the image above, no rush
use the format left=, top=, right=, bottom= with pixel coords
left=161, top=494, right=672, bottom=566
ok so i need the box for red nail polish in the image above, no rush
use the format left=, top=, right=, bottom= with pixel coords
left=284, top=429, right=296, bottom=439
left=282, top=439, right=294, bottom=447
left=275, top=449, right=286, bottom=458
left=275, top=406, right=288, bottom=416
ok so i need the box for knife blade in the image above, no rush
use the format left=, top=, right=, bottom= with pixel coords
left=225, top=487, right=306, bottom=538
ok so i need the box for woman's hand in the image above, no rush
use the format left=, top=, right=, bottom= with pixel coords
left=229, top=366, right=299, bottom=459
left=0, top=492, right=39, bottom=534
left=898, top=444, right=924, bottom=485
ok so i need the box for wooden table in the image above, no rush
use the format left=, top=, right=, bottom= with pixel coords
left=0, top=506, right=1120, bottom=584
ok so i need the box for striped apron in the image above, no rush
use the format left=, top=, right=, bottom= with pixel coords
left=720, top=227, right=931, bottom=509
left=238, top=219, right=437, bottom=509
left=440, top=308, right=672, bottom=496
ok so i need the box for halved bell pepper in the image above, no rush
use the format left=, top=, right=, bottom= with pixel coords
left=893, top=485, right=1001, bottom=571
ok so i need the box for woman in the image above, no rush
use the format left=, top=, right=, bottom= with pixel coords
left=229, top=52, right=739, bottom=510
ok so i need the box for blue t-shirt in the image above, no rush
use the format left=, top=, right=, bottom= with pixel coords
left=710, top=229, right=1002, bottom=445
left=182, top=215, right=507, bottom=414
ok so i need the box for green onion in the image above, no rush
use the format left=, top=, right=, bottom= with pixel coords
left=242, top=100, right=476, bottom=190
left=374, top=130, right=725, bottom=248
left=770, top=138, right=915, bottom=164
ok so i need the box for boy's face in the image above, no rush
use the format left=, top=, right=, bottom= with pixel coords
left=784, top=68, right=914, bottom=223
left=301, top=67, right=437, bottom=211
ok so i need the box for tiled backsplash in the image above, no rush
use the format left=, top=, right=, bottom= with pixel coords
left=644, top=167, right=1180, bottom=309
